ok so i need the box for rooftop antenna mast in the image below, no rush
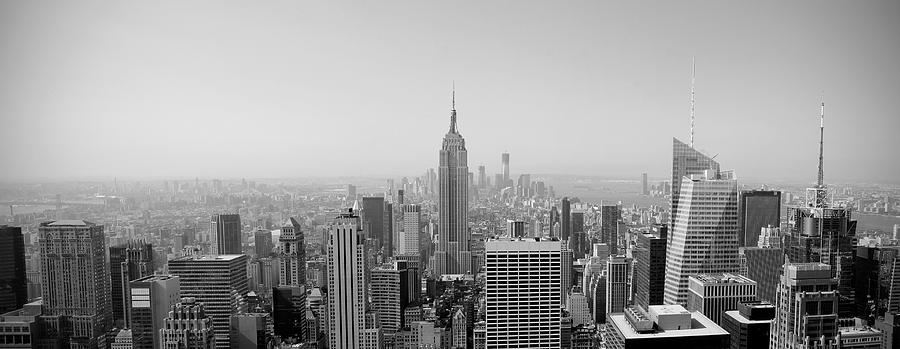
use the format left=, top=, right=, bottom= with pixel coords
left=817, top=96, right=825, bottom=188
left=690, top=57, right=696, bottom=148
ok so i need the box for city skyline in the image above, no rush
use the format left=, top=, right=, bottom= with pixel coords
left=1, top=1, right=899, bottom=183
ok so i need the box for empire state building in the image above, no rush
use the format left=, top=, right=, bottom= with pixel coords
left=434, top=91, right=471, bottom=277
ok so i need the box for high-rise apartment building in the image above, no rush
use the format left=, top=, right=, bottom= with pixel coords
left=371, top=266, right=401, bottom=340
left=0, top=226, right=26, bottom=314
left=110, top=241, right=154, bottom=327
left=671, top=138, right=720, bottom=226
left=326, top=209, right=366, bottom=349
left=211, top=213, right=242, bottom=255
left=606, top=256, right=632, bottom=316
left=738, top=190, right=781, bottom=247
left=485, top=239, right=562, bottom=348
left=770, top=263, right=839, bottom=349
left=633, top=224, right=667, bottom=309
left=160, top=298, right=216, bottom=349
left=129, top=274, right=180, bottom=349
left=664, top=170, right=740, bottom=306
left=400, top=204, right=421, bottom=255
left=168, top=254, right=249, bottom=348
left=38, top=220, right=112, bottom=348
left=435, top=96, right=471, bottom=277
left=278, top=217, right=306, bottom=287
left=686, top=273, right=757, bottom=325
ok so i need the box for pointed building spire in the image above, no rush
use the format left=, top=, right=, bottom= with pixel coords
left=690, top=56, right=696, bottom=148
left=450, top=82, right=458, bottom=133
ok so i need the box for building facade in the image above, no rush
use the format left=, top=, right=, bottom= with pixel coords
left=38, top=220, right=112, bottom=348
left=435, top=97, right=470, bottom=277
left=664, top=170, right=740, bottom=306
left=168, top=254, right=249, bottom=348
left=485, top=239, right=561, bottom=348
left=326, top=209, right=366, bottom=349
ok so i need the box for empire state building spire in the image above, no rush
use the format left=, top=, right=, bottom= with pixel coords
left=450, top=83, right=458, bottom=134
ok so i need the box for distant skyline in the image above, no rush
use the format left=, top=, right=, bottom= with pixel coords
left=1, top=1, right=898, bottom=184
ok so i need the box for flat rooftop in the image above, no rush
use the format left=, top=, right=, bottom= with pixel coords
left=485, top=238, right=563, bottom=251
left=610, top=310, right=729, bottom=339
left=43, top=219, right=95, bottom=226
left=170, top=254, right=246, bottom=262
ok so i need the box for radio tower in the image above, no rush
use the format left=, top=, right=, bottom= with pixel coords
left=807, top=97, right=828, bottom=208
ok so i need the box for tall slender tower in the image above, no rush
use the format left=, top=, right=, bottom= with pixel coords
left=326, top=209, right=366, bottom=349
left=501, top=153, right=510, bottom=186
left=435, top=88, right=470, bottom=277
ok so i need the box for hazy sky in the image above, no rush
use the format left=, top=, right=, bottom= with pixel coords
left=1, top=1, right=898, bottom=183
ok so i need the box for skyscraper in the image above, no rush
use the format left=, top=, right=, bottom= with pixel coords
left=671, top=138, right=721, bottom=226
left=686, top=273, right=757, bottom=325
left=781, top=102, right=858, bottom=316
left=561, top=198, right=571, bottom=241
left=253, top=228, right=273, bottom=258
left=38, top=220, right=112, bottom=348
left=477, top=165, right=486, bottom=188
left=600, top=205, right=619, bottom=256
left=743, top=247, right=784, bottom=304
left=485, top=239, right=561, bottom=348
left=738, top=190, right=781, bottom=247
left=399, top=204, right=421, bottom=255
left=211, top=213, right=242, bottom=255
left=633, top=224, right=667, bottom=309
left=129, top=274, right=180, bottom=349
left=361, top=196, right=385, bottom=249
left=641, top=172, right=649, bottom=195
left=770, top=263, right=838, bottom=349
left=326, top=209, right=366, bottom=349
left=371, top=266, right=401, bottom=340
left=278, top=217, right=306, bottom=287
left=664, top=170, right=740, bottom=306
left=501, top=152, right=509, bottom=186
left=109, top=241, right=154, bottom=327
left=0, top=226, right=26, bottom=314
left=606, top=256, right=632, bottom=316
left=168, top=254, right=249, bottom=348
left=436, top=92, right=471, bottom=277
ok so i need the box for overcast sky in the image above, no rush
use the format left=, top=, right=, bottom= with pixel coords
left=1, top=1, right=898, bottom=184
